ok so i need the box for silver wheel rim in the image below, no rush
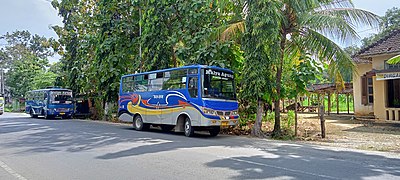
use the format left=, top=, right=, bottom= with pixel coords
left=185, top=120, right=190, bottom=134
left=135, top=118, right=142, bottom=129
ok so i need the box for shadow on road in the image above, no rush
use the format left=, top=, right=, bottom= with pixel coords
left=1, top=117, right=400, bottom=179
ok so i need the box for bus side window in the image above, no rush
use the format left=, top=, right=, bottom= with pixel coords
left=188, top=77, right=198, bottom=98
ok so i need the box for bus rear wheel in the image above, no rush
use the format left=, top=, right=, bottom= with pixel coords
left=184, top=117, right=195, bottom=137
left=134, top=115, right=149, bottom=131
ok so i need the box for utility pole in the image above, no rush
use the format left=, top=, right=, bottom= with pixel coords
left=1, top=68, right=3, bottom=95
left=139, top=7, right=142, bottom=73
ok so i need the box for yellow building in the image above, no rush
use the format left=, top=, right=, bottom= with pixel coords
left=353, top=30, right=400, bottom=120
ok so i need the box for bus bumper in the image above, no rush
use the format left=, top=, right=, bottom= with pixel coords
left=201, top=116, right=239, bottom=127
left=47, top=110, right=74, bottom=117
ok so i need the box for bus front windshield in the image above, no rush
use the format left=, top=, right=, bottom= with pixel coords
left=202, top=68, right=236, bottom=100
left=50, top=91, right=73, bottom=104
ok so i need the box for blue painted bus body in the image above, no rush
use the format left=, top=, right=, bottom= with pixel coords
left=25, top=88, right=74, bottom=118
left=118, top=65, right=239, bottom=131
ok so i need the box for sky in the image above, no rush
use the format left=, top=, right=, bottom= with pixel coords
left=0, top=0, right=399, bottom=55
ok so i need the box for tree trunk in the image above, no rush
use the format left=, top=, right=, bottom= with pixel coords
left=319, top=105, right=326, bottom=138
left=336, top=92, right=339, bottom=114
left=172, top=46, right=177, bottom=67
left=251, top=98, right=264, bottom=137
left=295, top=96, right=298, bottom=137
left=327, top=92, right=331, bottom=115
left=273, top=33, right=286, bottom=137
left=103, top=101, right=109, bottom=121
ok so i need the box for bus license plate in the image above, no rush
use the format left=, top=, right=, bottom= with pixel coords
left=221, top=121, right=228, bottom=126
left=60, top=112, right=65, bottom=115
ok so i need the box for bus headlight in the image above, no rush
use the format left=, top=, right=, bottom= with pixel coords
left=231, top=110, right=238, bottom=116
left=203, top=108, right=216, bottom=115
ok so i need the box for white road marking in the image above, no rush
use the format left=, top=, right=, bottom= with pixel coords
left=0, top=160, right=28, bottom=180
left=219, top=156, right=341, bottom=180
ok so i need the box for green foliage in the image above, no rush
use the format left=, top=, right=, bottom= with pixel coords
left=52, top=0, right=244, bottom=108
left=263, top=111, right=275, bottom=123
left=286, top=110, right=295, bottom=129
left=1, top=30, right=54, bottom=97
left=241, top=0, right=280, bottom=101
left=31, top=71, right=58, bottom=90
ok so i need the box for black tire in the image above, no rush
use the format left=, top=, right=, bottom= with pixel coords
left=209, top=126, right=220, bottom=137
left=133, top=115, right=149, bottom=131
left=184, top=117, right=195, bottom=137
left=44, top=112, right=53, bottom=119
left=62, top=115, right=72, bottom=119
left=30, top=110, right=38, bottom=118
left=160, top=125, right=175, bottom=132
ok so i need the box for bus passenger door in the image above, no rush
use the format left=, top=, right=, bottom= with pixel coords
left=187, top=76, right=200, bottom=126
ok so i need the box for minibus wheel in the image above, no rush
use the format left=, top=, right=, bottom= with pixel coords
left=134, top=115, right=149, bottom=131
left=44, top=113, right=53, bottom=119
left=209, top=126, right=220, bottom=137
left=184, top=117, right=195, bottom=137
left=30, top=110, right=38, bottom=118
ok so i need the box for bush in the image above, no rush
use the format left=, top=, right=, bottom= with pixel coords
left=287, top=110, right=295, bottom=129
left=263, top=111, right=275, bottom=122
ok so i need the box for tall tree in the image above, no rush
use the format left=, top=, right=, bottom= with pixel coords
left=238, top=0, right=379, bottom=136
left=270, top=0, right=378, bottom=136
left=242, top=0, right=281, bottom=136
left=1, top=30, right=54, bottom=97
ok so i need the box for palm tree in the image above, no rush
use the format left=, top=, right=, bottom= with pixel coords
left=225, top=0, right=380, bottom=136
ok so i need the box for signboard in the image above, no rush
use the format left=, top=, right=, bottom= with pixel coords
left=376, top=72, right=400, bottom=81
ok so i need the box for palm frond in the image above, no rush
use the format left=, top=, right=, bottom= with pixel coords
left=300, top=12, right=359, bottom=44
left=220, top=21, right=245, bottom=42
left=317, top=8, right=381, bottom=29
left=387, top=54, right=400, bottom=64
left=299, top=28, right=356, bottom=87
left=317, top=0, right=354, bottom=10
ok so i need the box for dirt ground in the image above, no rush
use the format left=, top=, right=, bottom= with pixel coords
left=294, top=113, right=400, bottom=152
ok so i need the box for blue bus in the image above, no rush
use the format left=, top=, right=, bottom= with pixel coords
left=118, top=65, right=239, bottom=137
left=25, top=88, right=74, bottom=119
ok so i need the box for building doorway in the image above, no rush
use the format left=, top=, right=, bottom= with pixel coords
left=387, top=79, right=400, bottom=108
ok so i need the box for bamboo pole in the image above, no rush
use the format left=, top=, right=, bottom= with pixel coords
left=347, top=93, right=350, bottom=114
left=336, top=92, right=339, bottom=114
left=327, top=92, right=331, bottom=115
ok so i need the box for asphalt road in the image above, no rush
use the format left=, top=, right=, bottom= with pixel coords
left=0, top=112, right=399, bottom=180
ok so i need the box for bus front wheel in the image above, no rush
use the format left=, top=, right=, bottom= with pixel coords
left=30, top=110, right=38, bottom=118
left=184, top=117, right=195, bottom=137
left=44, top=113, right=53, bottom=119
left=209, top=126, right=220, bottom=137
left=134, top=115, right=149, bottom=131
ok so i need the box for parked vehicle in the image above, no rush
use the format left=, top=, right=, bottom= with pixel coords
left=118, top=65, right=239, bottom=137
left=25, top=88, right=74, bottom=119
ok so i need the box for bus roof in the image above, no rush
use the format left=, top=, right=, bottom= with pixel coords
left=122, top=64, right=234, bottom=78
left=28, top=87, right=72, bottom=92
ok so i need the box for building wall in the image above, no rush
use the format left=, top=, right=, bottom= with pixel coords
left=373, top=76, right=386, bottom=120
left=371, top=55, right=390, bottom=120
left=370, top=54, right=398, bottom=120
left=353, top=63, right=373, bottom=116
